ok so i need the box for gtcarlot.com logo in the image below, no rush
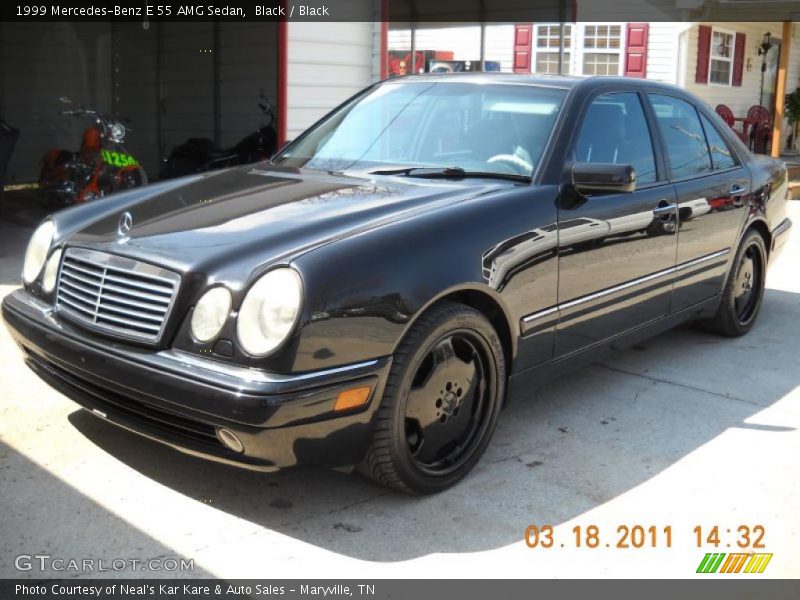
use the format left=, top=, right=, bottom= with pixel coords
left=696, top=552, right=773, bottom=574
left=15, top=554, right=194, bottom=573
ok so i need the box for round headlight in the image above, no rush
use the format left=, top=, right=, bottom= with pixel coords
left=41, top=248, right=63, bottom=293
left=23, top=220, right=55, bottom=284
left=191, top=287, right=232, bottom=343
left=237, top=268, right=302, bottom=356
left=109, top=122, right=126, bottom=142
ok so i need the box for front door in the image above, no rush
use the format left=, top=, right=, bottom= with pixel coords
left=554, top=90, right=678, bottom=358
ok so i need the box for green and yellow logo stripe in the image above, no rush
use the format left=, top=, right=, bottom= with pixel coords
left=696, top=552, right=772, bottom=574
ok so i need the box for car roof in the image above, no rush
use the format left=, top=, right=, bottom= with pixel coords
left=394, top=72, right=687, bottom=95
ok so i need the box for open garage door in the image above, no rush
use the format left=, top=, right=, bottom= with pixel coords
left=0, top=21, right=278, bottom=186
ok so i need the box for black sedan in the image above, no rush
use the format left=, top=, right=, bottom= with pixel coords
left=2, top=74, right=792, bottom=494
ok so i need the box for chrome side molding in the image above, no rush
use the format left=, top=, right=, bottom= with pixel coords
left=522, top=248, right=730, bottom=325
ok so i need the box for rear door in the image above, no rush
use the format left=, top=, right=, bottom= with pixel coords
left=554, top=90, right=678, bottom=358
left=646, top=93, right=749, bottom=312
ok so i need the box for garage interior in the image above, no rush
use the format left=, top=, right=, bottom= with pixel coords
left=0, top=21, right=279, bottom=185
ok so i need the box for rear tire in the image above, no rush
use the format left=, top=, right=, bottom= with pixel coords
left=358, top=302, right=506, bottom=494
left=698, top=230, right=767, bottom=337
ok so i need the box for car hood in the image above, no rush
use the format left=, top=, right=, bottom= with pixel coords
left=61, top=166, right=509, bottom=277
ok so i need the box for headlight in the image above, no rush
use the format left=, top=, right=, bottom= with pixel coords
left=109, top=122, right=126, bottom=142
left=22, top=220, right=55, bottom=284
left=41, top=249, right=63, bottom=293
left=191, top=286, right=232, bottom=343
left=237, top=268, right=303, bottom=356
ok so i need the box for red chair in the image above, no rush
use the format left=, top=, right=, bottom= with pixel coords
left=746, top=105, right=772, bottom=154
left=715, top=104, right=748, bottom=145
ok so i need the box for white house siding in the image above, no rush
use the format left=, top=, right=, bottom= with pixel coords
left=286, top=18, right=375, bottom=141
left=681, top=22, right=800, bottom=117
left=673, top=22, right=800, bottom=148
left=388, top=25, right=516, bottom=73
left=646, top=22, right=692, bottom=84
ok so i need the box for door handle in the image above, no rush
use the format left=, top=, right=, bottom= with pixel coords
left=730, top=184, right=748, bottom=197
left=652, top=202, right=677, bottom=216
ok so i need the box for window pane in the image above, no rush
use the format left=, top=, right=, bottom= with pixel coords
left=700, top=114, right=736, bottom=170
left=709, top=59, right=731, bottom=85
left=537, top=24, right=571, bottom=49
left=649, top=94, right=713, bottom=179
left=583, top=53, right=619, bottom=76
left=584, top=24, right=622, bottom=50
left=711, top=31, right=732, bottom=58
left=575, top=92, right=657, bottom=184
left=535, top=52, right=571, bottom=74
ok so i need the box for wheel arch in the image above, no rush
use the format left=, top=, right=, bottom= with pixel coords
left=395, top=283, right=518, bottom=372
left=743, top=217, right=772, bottom=255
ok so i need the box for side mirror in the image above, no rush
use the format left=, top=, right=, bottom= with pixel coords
left=572, top=163, right=636, bottom=195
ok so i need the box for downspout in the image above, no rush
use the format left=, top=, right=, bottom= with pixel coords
left=277, top=18, right=287, bottom=147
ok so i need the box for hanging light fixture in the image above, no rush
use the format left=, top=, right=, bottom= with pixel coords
left=758, top=32, right=773, bottom=57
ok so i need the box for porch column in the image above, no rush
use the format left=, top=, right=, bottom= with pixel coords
left=770, top=21, right=792, bottom=157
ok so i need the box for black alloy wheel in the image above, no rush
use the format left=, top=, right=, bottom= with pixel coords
left=359, top=302, right=506, bottom=494
left=699, top=229, right=767, bottom=337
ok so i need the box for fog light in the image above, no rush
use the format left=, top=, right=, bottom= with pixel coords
left=216, top=428, right=244, bottom=453
left=333, top=385, right=372, bottom=412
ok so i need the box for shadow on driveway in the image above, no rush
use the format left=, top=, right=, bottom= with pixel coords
left=0, top=439, right=208, bottom=578
left=66, top=288, right=800, bottom=562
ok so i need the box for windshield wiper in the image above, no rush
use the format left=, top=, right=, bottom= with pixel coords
left=367, top=166, right=530, bottom=183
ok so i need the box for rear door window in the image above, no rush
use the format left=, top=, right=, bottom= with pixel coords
left=648, top=94, right=713, bottom=180
left=699, top=113, right=737, bottom=170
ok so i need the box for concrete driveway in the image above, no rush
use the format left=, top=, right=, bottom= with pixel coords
left=1, top=203, right=798, bottom=579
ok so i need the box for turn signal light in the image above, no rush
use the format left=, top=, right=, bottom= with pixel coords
left=333, top=386, right=372, bottom=412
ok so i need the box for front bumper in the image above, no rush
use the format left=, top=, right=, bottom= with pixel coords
left=2, top=289, right=391, bottom=470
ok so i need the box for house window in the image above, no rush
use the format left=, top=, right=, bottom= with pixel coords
left=533, top=24, right=571, bottom=74
left=582, top=24, right=622, bottom=75
left=709, top=28, right=734, bottom=85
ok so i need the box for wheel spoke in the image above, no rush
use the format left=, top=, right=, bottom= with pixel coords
left=403, top=332, right=491, bottom=470
left=732, top=242, right=763, bottom=324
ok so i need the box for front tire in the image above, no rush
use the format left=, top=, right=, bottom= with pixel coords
left=359, top=302, right=506, bottom=494
left=699, top=230, right=767, bottom=337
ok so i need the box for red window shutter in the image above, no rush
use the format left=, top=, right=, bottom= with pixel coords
left=696, top=25, right=711, bottom=84
left=624, top=23, right=649, bottom=78
left=513, top=23, right=533, bottom=73
left=732, top=32, right=746, bottom=86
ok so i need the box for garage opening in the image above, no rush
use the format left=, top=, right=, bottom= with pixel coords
left=0, top=21, right=279, bottom=220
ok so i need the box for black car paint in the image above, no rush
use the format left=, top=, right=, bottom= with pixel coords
left=2, top=74, right=792, bottom=471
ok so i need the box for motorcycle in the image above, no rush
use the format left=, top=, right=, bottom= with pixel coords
left=39, top=97, right=147, bottom=207
left=159, top=95, right=277, bottom=179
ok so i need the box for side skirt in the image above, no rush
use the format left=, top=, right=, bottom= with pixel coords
left=506, top=295, right=721, bottom=404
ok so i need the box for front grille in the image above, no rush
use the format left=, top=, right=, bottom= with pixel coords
left=56, top=247, right=180, bottom=343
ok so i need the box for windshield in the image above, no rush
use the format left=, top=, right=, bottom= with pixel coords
left=273, top=81, right=567, bottom=179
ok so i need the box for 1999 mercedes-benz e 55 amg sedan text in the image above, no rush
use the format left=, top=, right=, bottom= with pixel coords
left=3, top=74, right=792, bottom=493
